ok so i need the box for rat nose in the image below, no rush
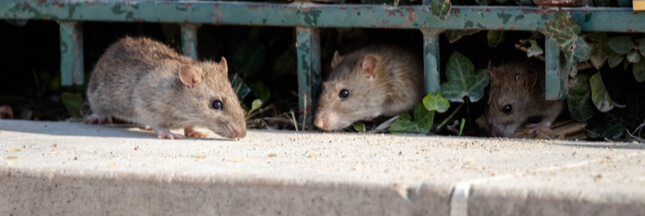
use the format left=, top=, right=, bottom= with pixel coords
left=314, top=117, right=325, bottom=129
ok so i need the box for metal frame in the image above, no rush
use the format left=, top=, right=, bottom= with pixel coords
left=2, top=0, right=644, bottom=124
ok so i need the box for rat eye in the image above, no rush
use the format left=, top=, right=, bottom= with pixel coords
left=211, top=100, right=223, bottom=110
left=339, top=89, right=350, bottom=99
left=502, top=104, right=512, bottom=113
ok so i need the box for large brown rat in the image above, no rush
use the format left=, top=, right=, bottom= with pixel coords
left=85, top=37, right=246, bottom=139
left=314, top=45, right=424, bottom=131
left=486, top=60, right=564, bottom=138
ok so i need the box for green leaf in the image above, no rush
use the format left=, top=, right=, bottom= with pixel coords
left=545, top=11, right=581, bottom=50
left=440, top=52, right=489, bottom=103
left=389, top=103, right=435, bottom=134
left=247, top=81, right=271, bottom=103
left=61, top=92, right=85, bottom=118
left=586, top=115, right=625, bottom=140
left=527, top=39, right=544, bottom=58
left=457, top=118, right=465, bottom=136
left=422, top=93, right=450, bottom=113
left=590, top=72, right=616, bottom=113
left=608, top=52, right=624, bottom=68
left=587, top=33, right=610, bottom=70
left=413, top=103, right=434, bottom=132
left=627, top=50, right=641, bottom=63
left=567, top=74, right=595, bottom=121
left=639, top=38, right=645, bottom=57
left=633, top=60, right=645, bottom=83
left=232, top=44, right=266, bottom=78
left=431, top=0, right=451, bottom=21
left=353, top=122, right=366, bottom=133
left=608, top=36, right=634, bottom=55
left=249, top=99, right=262, bottom=114
left=487, top=30, right=506, bottom=48
left=229, top=73, right=251, bottom=100
left=444, top=30, right=480, bottom=44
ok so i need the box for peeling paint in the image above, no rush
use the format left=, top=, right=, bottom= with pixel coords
left=497, top=12, right=512, bottom=24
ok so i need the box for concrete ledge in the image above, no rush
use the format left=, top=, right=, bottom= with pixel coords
left=0, top=120, right=643, bottom=215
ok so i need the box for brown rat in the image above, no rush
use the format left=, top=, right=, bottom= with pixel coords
left=314, top=45, right=424, bottom=131
left=85, top=36, right=246, bottom=139
left=486, top=60, right=564, bottom=138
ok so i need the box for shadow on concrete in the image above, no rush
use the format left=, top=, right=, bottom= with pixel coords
left=0, top=120, right=235, bottom=141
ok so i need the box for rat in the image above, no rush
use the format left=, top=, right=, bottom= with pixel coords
left=85, top=36, right=246, bottom=139
left=486, top=60, right=564, bottom=138
left=314, top=45, right=424, bottom=131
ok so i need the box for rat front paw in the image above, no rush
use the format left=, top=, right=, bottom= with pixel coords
left=84, top=114, right=113, bottom=124
left=525, top=122, right=549, bottom=136
left=155, top=129, right=185, bottom=140
left=184, top=127, right=209, bottom=138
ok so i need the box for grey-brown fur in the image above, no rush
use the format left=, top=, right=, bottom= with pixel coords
left=486, top=60, right=564, bottom=137
left=86, top=36, right=246, bottom=139
left=314, top=45, right=424, bottom=131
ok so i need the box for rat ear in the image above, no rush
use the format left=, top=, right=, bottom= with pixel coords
left=361, top=55, right=378, bottom=80
left=219, top=57, right=228, bottom=75
left=331, top=50, right=343, bottom=70
left=179, top=65, right=200, bottom=88
left=487, top=61, right=495, bottom=80
left=518, top=70, right=538, bottom=90
left=322, top=81, right=329, bottom=89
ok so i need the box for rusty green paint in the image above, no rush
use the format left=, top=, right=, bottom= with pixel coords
left=59, top=21, right=83, bottom=86
left=296, top=27, right=321, bottom=126
left=1, top=2, right=644, bottom=32
left=545, top=38, right=567, bottom=100
left=181, top=23, right=200, bottom=60
left=422, top=30, right=442, bottom=94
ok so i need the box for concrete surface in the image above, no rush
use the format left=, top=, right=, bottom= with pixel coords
left=0, top=119, right=644, bottom=215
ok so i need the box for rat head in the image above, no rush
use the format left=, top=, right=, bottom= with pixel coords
left=485, top=62, right=539, bottom=137
left=314, top=51, right=388, bottom=131
left=176, top=57, right=246, bottom=138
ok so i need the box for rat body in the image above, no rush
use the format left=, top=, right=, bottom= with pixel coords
left=486, top=60, right=564, bottom=137
left=314, top=45, right=424, bottom=131
left=85, top=37, right=246, bottom=139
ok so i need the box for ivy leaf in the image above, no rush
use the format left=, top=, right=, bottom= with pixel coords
left=247, top=81, right=271, bottom=103
left=353, top=122, right=366, bottom=133
left=587, top=33, right=610, bottom=70
left=389, top=103, right=435, bottom=134
left=487, top=30, right=506, bottom=48
left=413, top=103, right=434, bottom=131
left=545, top=11, right=581, bottom=50
left=608, top=36, right=634, bottom=55
left=607, top=52, right=624, bottom=68
left=440, top=52, right=489, bottom=103
left=633, top=60, right=645, bottom=83
left=627, top=50, right=641, bottom=63
left=249, top=99, right=262, bottom=114
left=526, top=39, right=544, bottom=58
left=444, top=30, right=480, bottom=44
left=229, top=73, right=251, bottom=100
left=431, top=0, right=451, bottom=21
left=61, top=92, right=86, bottom=118
left=544, top=12, right=590, bottom=77
left=567, top=74, right=595, bottom=121
left=639, top=38, right=645, bottom=57
left=422, top=93, right=450, bottom=113
left=586, top=115, right=625, bottom=140
left=590, top=72, right=616, bottom=112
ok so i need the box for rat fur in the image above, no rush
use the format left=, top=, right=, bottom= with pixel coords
left=314, top=45, right=424, bottom=131
left=85, top=37, right=246, bottom=139
left=486, top=60, right=564, bottom=137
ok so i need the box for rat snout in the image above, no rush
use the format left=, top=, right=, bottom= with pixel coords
left=229, top=121, right=247, bottom=138
left=314, top=112, right=337, bottom=130
left=314, top=115, right=326, bottom=129
left=487, top=123, right=506, bottom=137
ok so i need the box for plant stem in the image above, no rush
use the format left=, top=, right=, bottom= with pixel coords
left=435, top=103, right=464, bottom=131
